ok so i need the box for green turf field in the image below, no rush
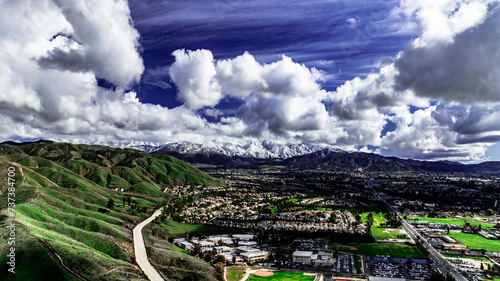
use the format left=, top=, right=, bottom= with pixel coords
left=442, top=254, right=490, bottom=261
left=407, top=216, right=494, bottom=228
left=371, top=227, right=409, bottom=240
left=160, top=219, right=216, bottom=236
left=361, top=213, right=408, bottom=240
left=361, top=212, right=386, bottom=227
left=227, top=268, right=246, bottom=281
left=447, top=232, right=500, bottom=252
left=331, top=242, right=425, bottom=259
left=247, top=271, right=315, bottom=281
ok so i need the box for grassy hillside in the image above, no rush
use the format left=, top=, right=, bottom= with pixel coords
left=0, top=141, right=220, bottom=280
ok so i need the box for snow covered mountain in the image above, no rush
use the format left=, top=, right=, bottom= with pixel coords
left=166, top=140, right=332, bottom=159
left=45, top=138, right=337, bottom=159
left=150, top=140, right=332, bottom=159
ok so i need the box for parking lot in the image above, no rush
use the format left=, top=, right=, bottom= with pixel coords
left=368, top=259, right=431, bottom=279
left=405, top=262, right=431, bottom=280
left=370, top=262, right=405, bottom=278
left=334, top=254, right=356, bottom=274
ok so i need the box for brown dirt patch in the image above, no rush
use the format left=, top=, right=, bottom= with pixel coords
left=337, top=245, right=357, bottom=250
left=255, top=270, right=274, bottom=277
left=112, top=237, right=134, bottom=259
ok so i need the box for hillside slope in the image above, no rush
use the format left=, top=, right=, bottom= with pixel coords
left=282, top=148, right=500, bottom=173
left=0, top=141, right=219, bottom=281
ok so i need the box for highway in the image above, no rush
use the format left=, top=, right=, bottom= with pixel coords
left=400, top=218, right=467, bottom=281
left=369, top=185, right=468, bottom=281
left=133, top=209, right=165, bottom=281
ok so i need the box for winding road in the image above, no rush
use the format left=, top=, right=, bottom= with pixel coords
left=133, top=209, right=165, bottom=281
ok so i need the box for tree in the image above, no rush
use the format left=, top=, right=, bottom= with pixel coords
left=107, top=198, right=115, bottom=210
left=367, top=213, right=374, bottom=226
left=329, top=213, right=337, bottom=223
left=215, top=262, right=224, bottom=275
left=193, top=245, right=202, bottom=257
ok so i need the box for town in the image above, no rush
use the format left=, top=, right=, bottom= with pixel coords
left=154, top=169, right=500, bottom=281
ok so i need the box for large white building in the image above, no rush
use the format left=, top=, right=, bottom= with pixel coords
left=240, top=251, right=268, bottom=263
left=233, top=234, right=256, bottom=240
left=292, top=251, right=313, bottom=265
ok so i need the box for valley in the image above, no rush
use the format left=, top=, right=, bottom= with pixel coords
left=1, top=141, right=499, bottom=281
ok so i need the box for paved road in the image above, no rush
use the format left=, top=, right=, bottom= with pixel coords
left=400, top=218, right=467, bottom=281
left=133, top=209, right=164, bottom=281
left=369, top=186, right=468, bottom=281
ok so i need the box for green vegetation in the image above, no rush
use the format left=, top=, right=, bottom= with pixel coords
left=0, top=141, right=221, bottom=280
left=149, top=247, right=219, bottom=281
left=0, top=220, right=81, bottom=281
left=247, top=271, right=315, bottom=281
left=354, top=255, right=363, bottom=274
left=160, top=219, right=216, bottom=236
left=170, top=245, right=190, bottom=255
left=371, top=227, right=409, bottom=240
left=361, top=212, right=386, bottom=227
left=361, top=212, right=407, bottom=240
left=331, top=242, right=425, bottom=259
left=408, top=216, right=494, bottom=228
left=260, top=165, right=285, bottom=171
left=447, top=232, right=500, bottom=252
left=442, top=254, right=491, bottom=261
left=227, top=268, right=246, bottom=281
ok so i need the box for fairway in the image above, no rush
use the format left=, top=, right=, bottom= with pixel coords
left=407, top=216, right=494, bottom=228
left=247, top=271, right=315, bottom=281
left=447, top=232, right=500, bottom=252
left=332, top=242, right=425, bottom=259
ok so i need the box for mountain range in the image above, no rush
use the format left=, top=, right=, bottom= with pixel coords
left=142, top=141, right=500, bottom=173
left=5, top=139, right=500, bottom=173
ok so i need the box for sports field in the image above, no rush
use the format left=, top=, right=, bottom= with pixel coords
left=371, top=227, right=409, bottom=240
left=361, top=212, right=386, bottom=227
left=407, top=216, right=494, bottom=228
left=361, top=213, right=408, bottom=240
left=331, top=242, right=425, bottom=259
left=247, top=271, right=315, bottom=281
left=160, top=219, right=216, bottom=236
left=447, top=232, right=500, bottom=252
left=227, top=268, right=247, bottom=281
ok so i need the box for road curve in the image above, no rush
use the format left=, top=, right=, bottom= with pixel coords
left=133, top=209, right=165, bottom=281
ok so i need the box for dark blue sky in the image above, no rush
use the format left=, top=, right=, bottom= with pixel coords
left=128, top=0, right=414, bottom=111
left=4, top=0, right=498, bottom=162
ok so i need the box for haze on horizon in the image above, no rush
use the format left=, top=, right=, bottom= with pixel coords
left=1, top=0, right=500, bottom=162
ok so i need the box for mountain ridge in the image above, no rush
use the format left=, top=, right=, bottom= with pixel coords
left=3, top=139, right=499, bottom=173
left=0, top=141, right=220, bottom=280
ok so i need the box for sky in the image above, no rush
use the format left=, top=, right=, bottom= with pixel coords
left=1, top=0, right=500, bottom=162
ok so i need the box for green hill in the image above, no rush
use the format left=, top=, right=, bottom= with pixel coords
left=0, top=141, right=220, bottom=281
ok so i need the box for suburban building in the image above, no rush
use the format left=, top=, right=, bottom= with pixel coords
left=292, top=250, right=314, bottom=265
left=240, top=251, right=268, bottom=263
